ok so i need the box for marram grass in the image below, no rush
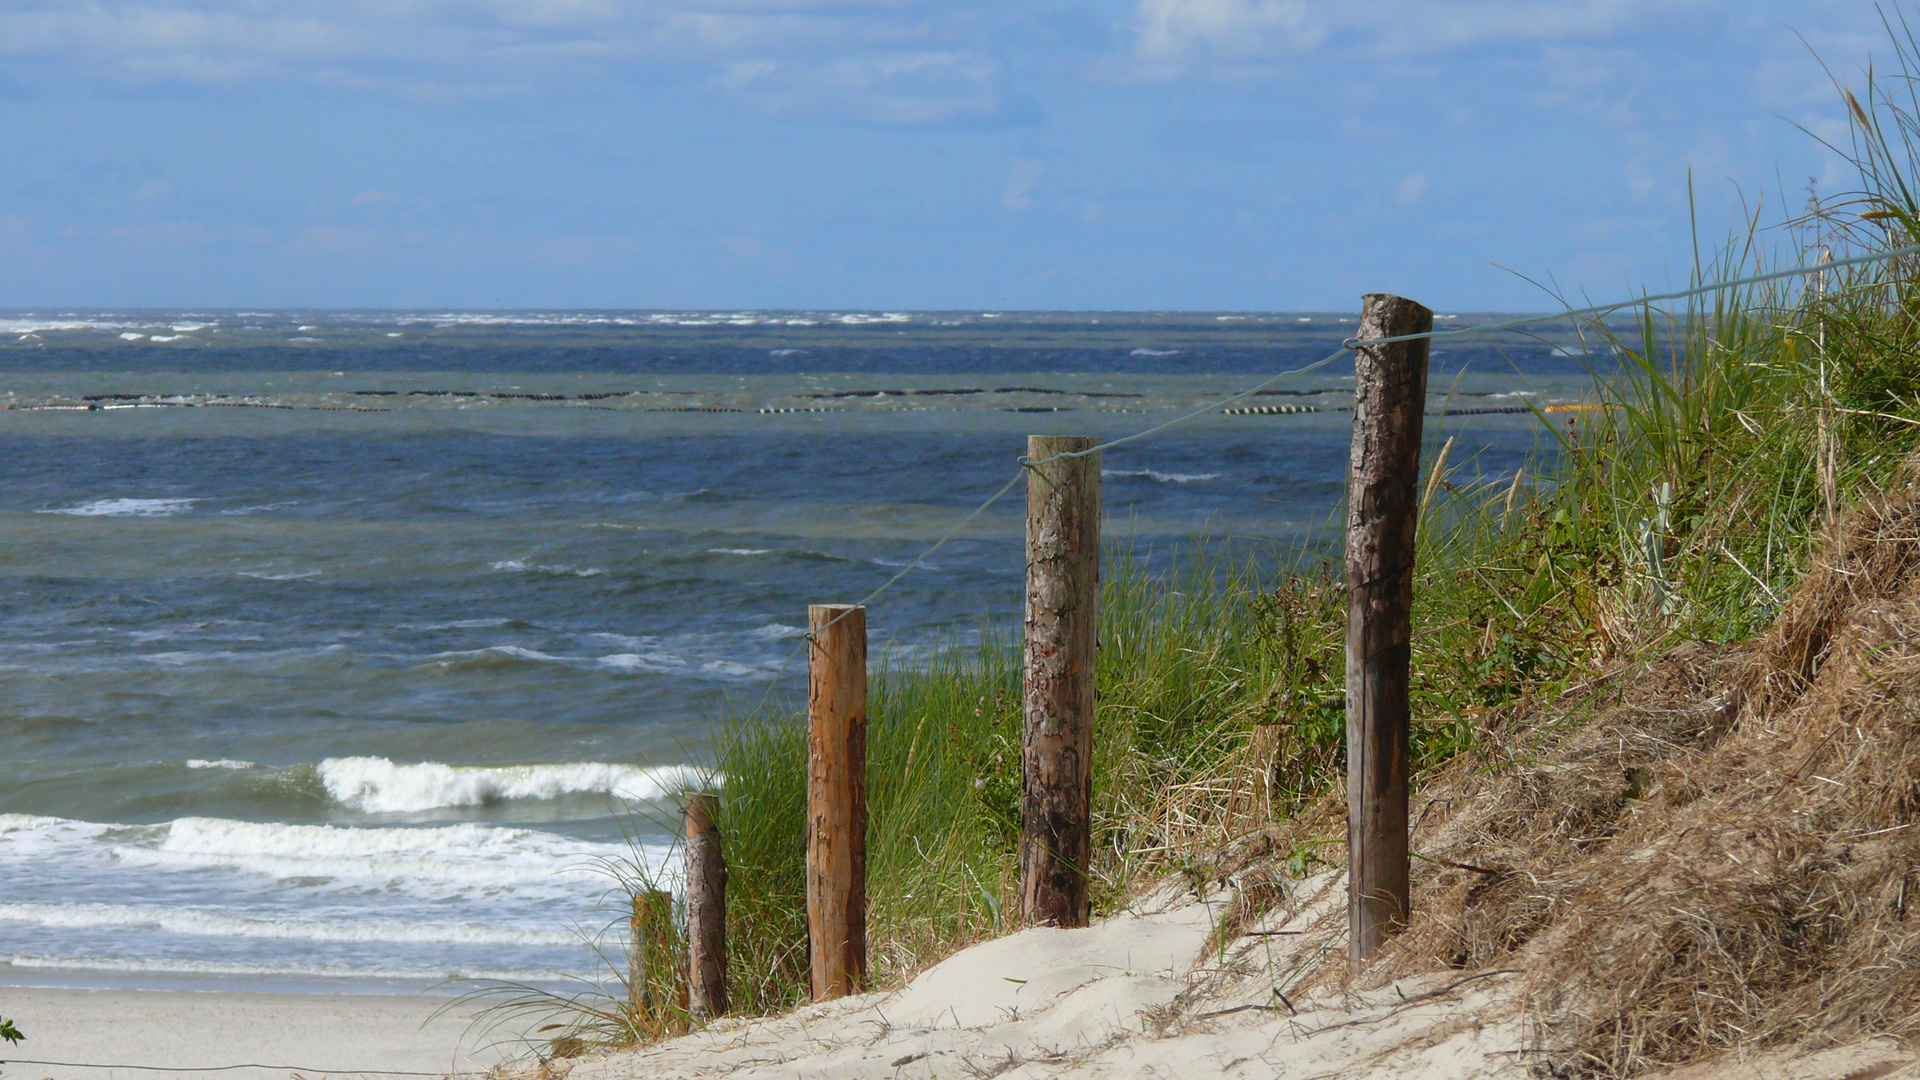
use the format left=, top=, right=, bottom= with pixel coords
left=492, top=33, right=1920, bottom=1055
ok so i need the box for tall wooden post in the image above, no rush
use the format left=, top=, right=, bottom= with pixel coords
left=806, top=603, right=867, bottom=1000
left=1021, top=435, right=1101, bottom=929
left=1346, top=293, right=1432, bottom=965
left=684, top=791, right=727, bottom=1020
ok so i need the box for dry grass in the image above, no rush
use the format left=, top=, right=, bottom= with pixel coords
left=1188, top=458, right=1920, bottom=1077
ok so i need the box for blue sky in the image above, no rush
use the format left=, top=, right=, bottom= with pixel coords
left=0, top=1, right=1893, bottom=309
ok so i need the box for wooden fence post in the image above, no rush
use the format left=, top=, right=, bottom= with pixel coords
left=628, top=888, right=681, bottom=1028
left=1021, top=435, right=1101, bottom=929
left=684, top=791, right=727, bottom=1020
left=1346, top=293, right=1433, bottom=965
left=807, top=603, right=867, bottom=1000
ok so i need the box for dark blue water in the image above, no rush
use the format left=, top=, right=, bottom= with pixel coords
left=0, top=309, right=1589, bottom=991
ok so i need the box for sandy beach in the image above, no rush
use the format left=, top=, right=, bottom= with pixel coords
left=0, top=988, right=529, bottom=1080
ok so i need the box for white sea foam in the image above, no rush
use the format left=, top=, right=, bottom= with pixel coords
left=1130, top=348, right=1181, bottom=357
left=149, top=335, right=184, bottom=342
left=707, top=548, right=774, bottom=556
left=0, top=814, right=113, bottom=853
left=428, top=644, right=565, bottom=665
left=41, top=497, right=198, bottom=517
left=119, top=332, right=145, bottom=341
left=597, top=652, right=685, bottom=673
left=0, top=318, right=134, bottom=333
left=0, top=953, right=560, bottom=983
left=750, top=623, right=807, bottom=640
left=0, top=813, right=663, bottom=905
left=236, top=570, right=320, bottom=581
left=490, top=559, right=608, bottom=577
left=1103, top=469, right=1221, bottom=484
left=317, top=757, right=712, bottom=813
left=0, top=901, right=574, bottom=946
left=184, top=759, right=255, bottom=770
left=106, top=815, right=639, bottom=891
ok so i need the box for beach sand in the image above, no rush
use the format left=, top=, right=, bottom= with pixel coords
left=564, top=885, right=1532, bottom=1079
left=0, top=987, right=529, bottom=1080
left=563, top=883, right=1920, bottom=1080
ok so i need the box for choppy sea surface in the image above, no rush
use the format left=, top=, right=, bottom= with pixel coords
left=0, top=309, right=1603, bottom=993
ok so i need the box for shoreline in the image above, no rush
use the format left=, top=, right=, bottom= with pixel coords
left=0, top=986, right=534, bottom=1080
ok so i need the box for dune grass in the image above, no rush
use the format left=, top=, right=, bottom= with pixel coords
left=490, top=26, right=1920, bottom=1056
left=700, top=66, right=1920, bottom=1017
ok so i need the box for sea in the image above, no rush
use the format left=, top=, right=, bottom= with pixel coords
left=0, top=309, right=1601, bottom=995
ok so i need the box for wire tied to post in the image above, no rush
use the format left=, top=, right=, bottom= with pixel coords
left=791, top=239, right=1920, bottom=652
left=1342, top=242, right=1920, bottom=351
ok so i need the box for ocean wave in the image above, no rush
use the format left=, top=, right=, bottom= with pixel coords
left=491, top=559, right=608, bottom=578
left=40, top=497, right=198, bottom=517
left=106, top=816, right=645, bottom=889
left=404, top=617, right=532, bottom=631
left=426, top=644, right=566, bottom=667
left=1103, top=469, right=1221, bottom=484
left=184, top=759, right=255, bottom=770
left=317, top=757, right=713, bottom=813
left=0, top=901, right=575, bottom=947
left=0, top=318, right=136, bottom=333
left=0, top=813, right=666, bottom=901
left=749, top=623, right=807, bottom=640
left=1129, top=348, right=1181, bottom=357
left=597, top=651, right=774, bottom=682
left=595, top=652, right=688, bottom=674
left=707, top=548, right=774, bottom=556
left=0, top=953, right=564, bottom=984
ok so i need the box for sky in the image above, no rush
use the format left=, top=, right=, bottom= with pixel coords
left=0, top=1, right=1899, bottom=310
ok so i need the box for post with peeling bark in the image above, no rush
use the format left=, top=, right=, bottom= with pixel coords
left=806, top=603, right=867, bottom=1000
left=628, top=888, right=679, bottom=1023
left=1021, top=435, right=1101, bottom=929
left=1345, top=293, right=1432, bottom=965
left=684, top=791, right=727, bottom=1020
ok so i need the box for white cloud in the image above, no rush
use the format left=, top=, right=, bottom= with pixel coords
left=1128, top=0, right=1724, bottom=73
left=1135, top=0, right=1322, bottom=65
left=0, top=1, right=1038, bottom=126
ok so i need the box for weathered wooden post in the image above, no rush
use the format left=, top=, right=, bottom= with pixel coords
left=628, top=888, right=678, bottom=1022
left=684, top=791, right=727, bottom=1020
left=806, top=603, right=867, bottom=1000
left=1021, top=435, right=1101, bottom=928
left=1346, top=293, right=1432, bottom=965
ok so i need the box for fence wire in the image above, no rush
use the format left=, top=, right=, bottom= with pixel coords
left=796, top=241, right=1920, bottom=647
